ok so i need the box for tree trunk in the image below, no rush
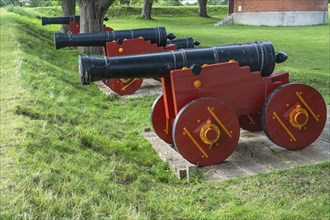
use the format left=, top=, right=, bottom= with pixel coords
left=78, top=0, right=115, bottom=54
left=60, top=0, right=76, bottom=34
left=198, top=0, right=208, bottom=17
left=141, top=0, right=153, bottom=19
left=228, top=0, right=234, bottom=15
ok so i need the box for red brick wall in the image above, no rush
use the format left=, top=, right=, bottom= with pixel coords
left=233, top=0, right=328, bottom=13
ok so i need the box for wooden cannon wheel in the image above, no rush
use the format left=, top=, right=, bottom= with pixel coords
left=104, top=78, right=143, bottom=96
left=151, top=95, right=174, bottom=144
left=172, top=98, right=240, bottom=166
left=239, top=112, right=263, bottom=132
left=262, top=83, right=327, bottom=150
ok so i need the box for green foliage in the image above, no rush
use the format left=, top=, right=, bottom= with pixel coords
left=0, top=0, right=22, bottom=7
left=0, top=0, right=56, bottom=7
left=29, top=5, right=63, bottom=16
left=25, top=0, right=47, bottom=6
left=1, top=7, right=330, bottom=219
left=208, top=0, right=228, bottom=5
left=109, top=5, right=228, bottom=17
left=157, top=0, right=182, bottom=6
left=113, top=0, right=183, bottom=7
left=28, top=5, right=228, bottom=17
left=6, top=5, right=39, bottom=17
left=50, top=0, right=58, bottom=6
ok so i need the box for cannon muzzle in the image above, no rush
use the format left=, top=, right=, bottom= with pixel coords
left=167, top=37, right=200, bottom=49
left=55, top=27, right=175, bottom=49
left=42, top=16, right=109, bottom=25
left=194, top=40, right=201, bottom=46
left=79, top=41, right=287, bottom=85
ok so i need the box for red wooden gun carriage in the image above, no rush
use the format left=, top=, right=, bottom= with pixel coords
left=78, top=41, right=327, bottom=167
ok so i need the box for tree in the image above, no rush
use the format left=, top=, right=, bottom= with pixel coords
left=141, top=0, right=153, bottom=19
left=0, top=0, right=50, bottom=6
left=27, top=0, right=45, bottom=6
left=60, top=0, right=76, bottom=33
left=77, top=0, right=115, bottom=54
left=197, top=0, right=208, bottom=17
left=0, top=0, right=22, bottom=6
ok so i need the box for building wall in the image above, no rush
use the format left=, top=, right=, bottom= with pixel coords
left=233, top=0, right=328, bottom=13
left=231, top=0, right=328, bottom=26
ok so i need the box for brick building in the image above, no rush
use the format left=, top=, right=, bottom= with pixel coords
left=228, top=0, right=328, bottom=26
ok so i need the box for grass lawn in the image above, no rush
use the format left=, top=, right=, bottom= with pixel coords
left=1, top=7, right=330, bottom=219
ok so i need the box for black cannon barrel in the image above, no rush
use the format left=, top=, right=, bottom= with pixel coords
left=167, top=37, right=200, bottom=49
left=42, top=16, right=80, bottom=25
left=42, top=16, right=109, bottom=25
left=79, top=41, right=288, bottom=84
left=54, top=27, right=175, bottom=49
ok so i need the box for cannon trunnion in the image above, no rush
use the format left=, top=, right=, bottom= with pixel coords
left=79, top=42, right=327, bottom=167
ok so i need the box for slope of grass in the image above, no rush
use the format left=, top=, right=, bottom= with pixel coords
left=1, top=8, right=330, bottom=219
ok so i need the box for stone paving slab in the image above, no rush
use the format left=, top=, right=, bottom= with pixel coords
left=143, top=106, right=330, bottom=180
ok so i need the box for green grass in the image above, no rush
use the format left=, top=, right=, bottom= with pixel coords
left=1, top=7, right=330, bottom=219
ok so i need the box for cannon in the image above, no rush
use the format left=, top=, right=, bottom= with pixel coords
left=80, top=41, right=281, bottom=80
left=79, top=41, right=327, bottom=167
left=55, top=27, right=202, bottom=95
left=167, top=37, right=200, bottom=49
left=42, top=16, right=87, bottom=25
left=42, top=16, right=112, bottom=34
left=54, top=27, right=176, bottom=49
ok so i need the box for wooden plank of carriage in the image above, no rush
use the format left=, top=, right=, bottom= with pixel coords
left=94, top=79, right=162, bottom=98
left=143, top=106, right=330, bottom=180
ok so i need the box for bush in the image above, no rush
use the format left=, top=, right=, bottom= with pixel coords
left=106, top=5, right=228, bottom=18
left=6, top=6, right=40, bottom=18
left=26, top=5, right=228, bottom=18
left=29, top=6, right=63, bottom=17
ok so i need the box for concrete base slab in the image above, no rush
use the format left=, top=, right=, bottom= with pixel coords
left=144, top=107, right=330, bottom=180
left=143, top=131, right=198, bottom=180
left=95, top=79, right=162, bottom=98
